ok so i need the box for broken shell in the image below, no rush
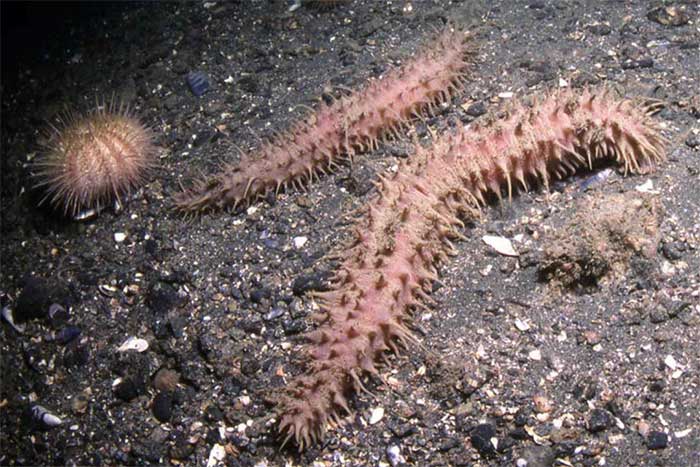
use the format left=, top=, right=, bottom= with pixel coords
left=482, top=235, right=519, bottom=257
left=369, top=406, right=385, bottom=425
left=98, top=284, right=119, bottom=298
left=117, top=336, right=149, bottom=353
left=206, top=443, right=226, bottom=467
left=1, top=306, right=25, bottom=333
left=31, top=404, right=62, bottom=427
left=48, top=303, right=70, bottom=323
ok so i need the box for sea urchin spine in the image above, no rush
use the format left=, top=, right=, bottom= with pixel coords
left=33, top=100, right=156, bottom=217
left=277, top=88, right=665, bottom=448
left=173, top=26, right=473, bottom=214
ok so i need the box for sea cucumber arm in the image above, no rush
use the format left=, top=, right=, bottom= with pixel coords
left=276, top=88, right=665, bottom=449
left=173, top=27, right=473, bottom=214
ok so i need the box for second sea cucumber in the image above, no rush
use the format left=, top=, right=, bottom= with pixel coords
left=276, top=88, right=666, bottom=449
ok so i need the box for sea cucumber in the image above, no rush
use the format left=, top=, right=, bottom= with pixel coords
left=173, top=26, right=473, bottom=214
left=276, top=88, right=666, bottom=448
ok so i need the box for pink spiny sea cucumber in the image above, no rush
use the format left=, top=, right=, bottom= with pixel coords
left=173, top=26, right=473, bottom=214
left=276, top=88, right=666, bottom=448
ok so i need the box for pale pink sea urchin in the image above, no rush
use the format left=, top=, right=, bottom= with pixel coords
left=33, top=100, right=156, bottom=217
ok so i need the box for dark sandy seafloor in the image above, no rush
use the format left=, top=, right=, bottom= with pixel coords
left=1, top=1, right=699, bottom=466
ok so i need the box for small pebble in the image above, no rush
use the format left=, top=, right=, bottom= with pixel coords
left=71, top=392, right=89, bottom=414
left=152, top=391, right=173, bottom=423
left=465, top=101, right=487, bottom=117
left=187, top=71, right=210, bottom=97
left=114, top=232, right=127, bottom=243
left=587, top=408, right=611, bottom=433
left=685, top=134, right=700, bottom=148
left=471, top=423, right=497, bottom=456
left=646, top=431, right=669, bottom=450
left=113, top=378, right=139, bottom=402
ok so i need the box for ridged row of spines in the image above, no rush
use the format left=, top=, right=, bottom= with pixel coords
left=277, top=88, right=665, bottom=449
left=173, top=27, right=473, bottom=214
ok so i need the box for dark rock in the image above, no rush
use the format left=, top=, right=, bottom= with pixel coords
left=283, top=318, right=306, bottom=335
left=685, top=134, right=700, bottom=149
left=471, top=423, right=497, bottom=457
left=240, top=355, right=260, bottom=376
left=147, top=282, right=183, bottom=314
left=649, top=306, right=669, bottom=324
left=152, top=391, right=173, bottom=423
left=236, top=318, right=263, bottom=335
left=510, top=427, right=529, bottom=440
left=662, top=241, right=686, bottom=260
left=62, top=344, right=90, bottom=368
left=646, top=431, right=669, bottom=450
left=114, top=378, right=140, bottom=402
left=587, top=408, right=611, bottom=433
left=622, top=58, right=653, bottom=69
left=170, top=431, right=195, bottom=460
left=465, top=101, right=487, bottom=117
left=197, top=334, right=217, bottom=362
left=292, top=272, right=329, bottom=296
left=205, top=404, right=224, bottom=422
left=168, top=315, right=187, bottom=338
left=587, top=23, right=611, bottom=36
left=53, top=326, right=81, bottom=345
left=223, top=375, right=243, bottom=397
left=249, top=287, right=271, bottom=304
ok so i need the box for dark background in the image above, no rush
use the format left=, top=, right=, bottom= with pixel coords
left=1, top=2, right=139, bottom=83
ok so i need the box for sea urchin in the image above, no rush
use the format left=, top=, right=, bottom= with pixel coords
left=33, top=100, right=156, bottom=217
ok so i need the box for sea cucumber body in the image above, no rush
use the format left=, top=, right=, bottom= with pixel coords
left=277, top=88, right=665, bottom=448
left=173, top=27, right=472, bottom=214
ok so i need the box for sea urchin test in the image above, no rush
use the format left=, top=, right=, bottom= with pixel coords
left=276, top=88, right=666, bottom=449
left=33, top=100, right=156, bottom=218
left=173, top=26, right=473, bottom=214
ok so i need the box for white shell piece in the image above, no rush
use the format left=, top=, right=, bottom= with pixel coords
left=482, top=235, right=519, bottom=256
left=1, top=306, right=25, bottom=333
left=369, top=406, right=384, bottom=425
left=31, top=405, right=62, bottom=427
left=206, top=443, right=226, bottom=467
left=117, top=336, right=149, bottom=353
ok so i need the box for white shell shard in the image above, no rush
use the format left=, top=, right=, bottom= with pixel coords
left=369, top=406, right=385, bottom=425
left=1, top=306, right=26, bottom=333
left=482, top=235, right=519, bottom=257
left=117, top=336, right=149, bottom=353
left=206, top=443, right=226, bottom=467
left=31, top=405, right=62, bottom=427
left=635, top=179, right=658, bottom=194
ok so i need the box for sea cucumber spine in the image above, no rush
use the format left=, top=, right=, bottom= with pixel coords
left=173, top=27, right=473, bottom=214
left=277, top=88, right=665, bottom=448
